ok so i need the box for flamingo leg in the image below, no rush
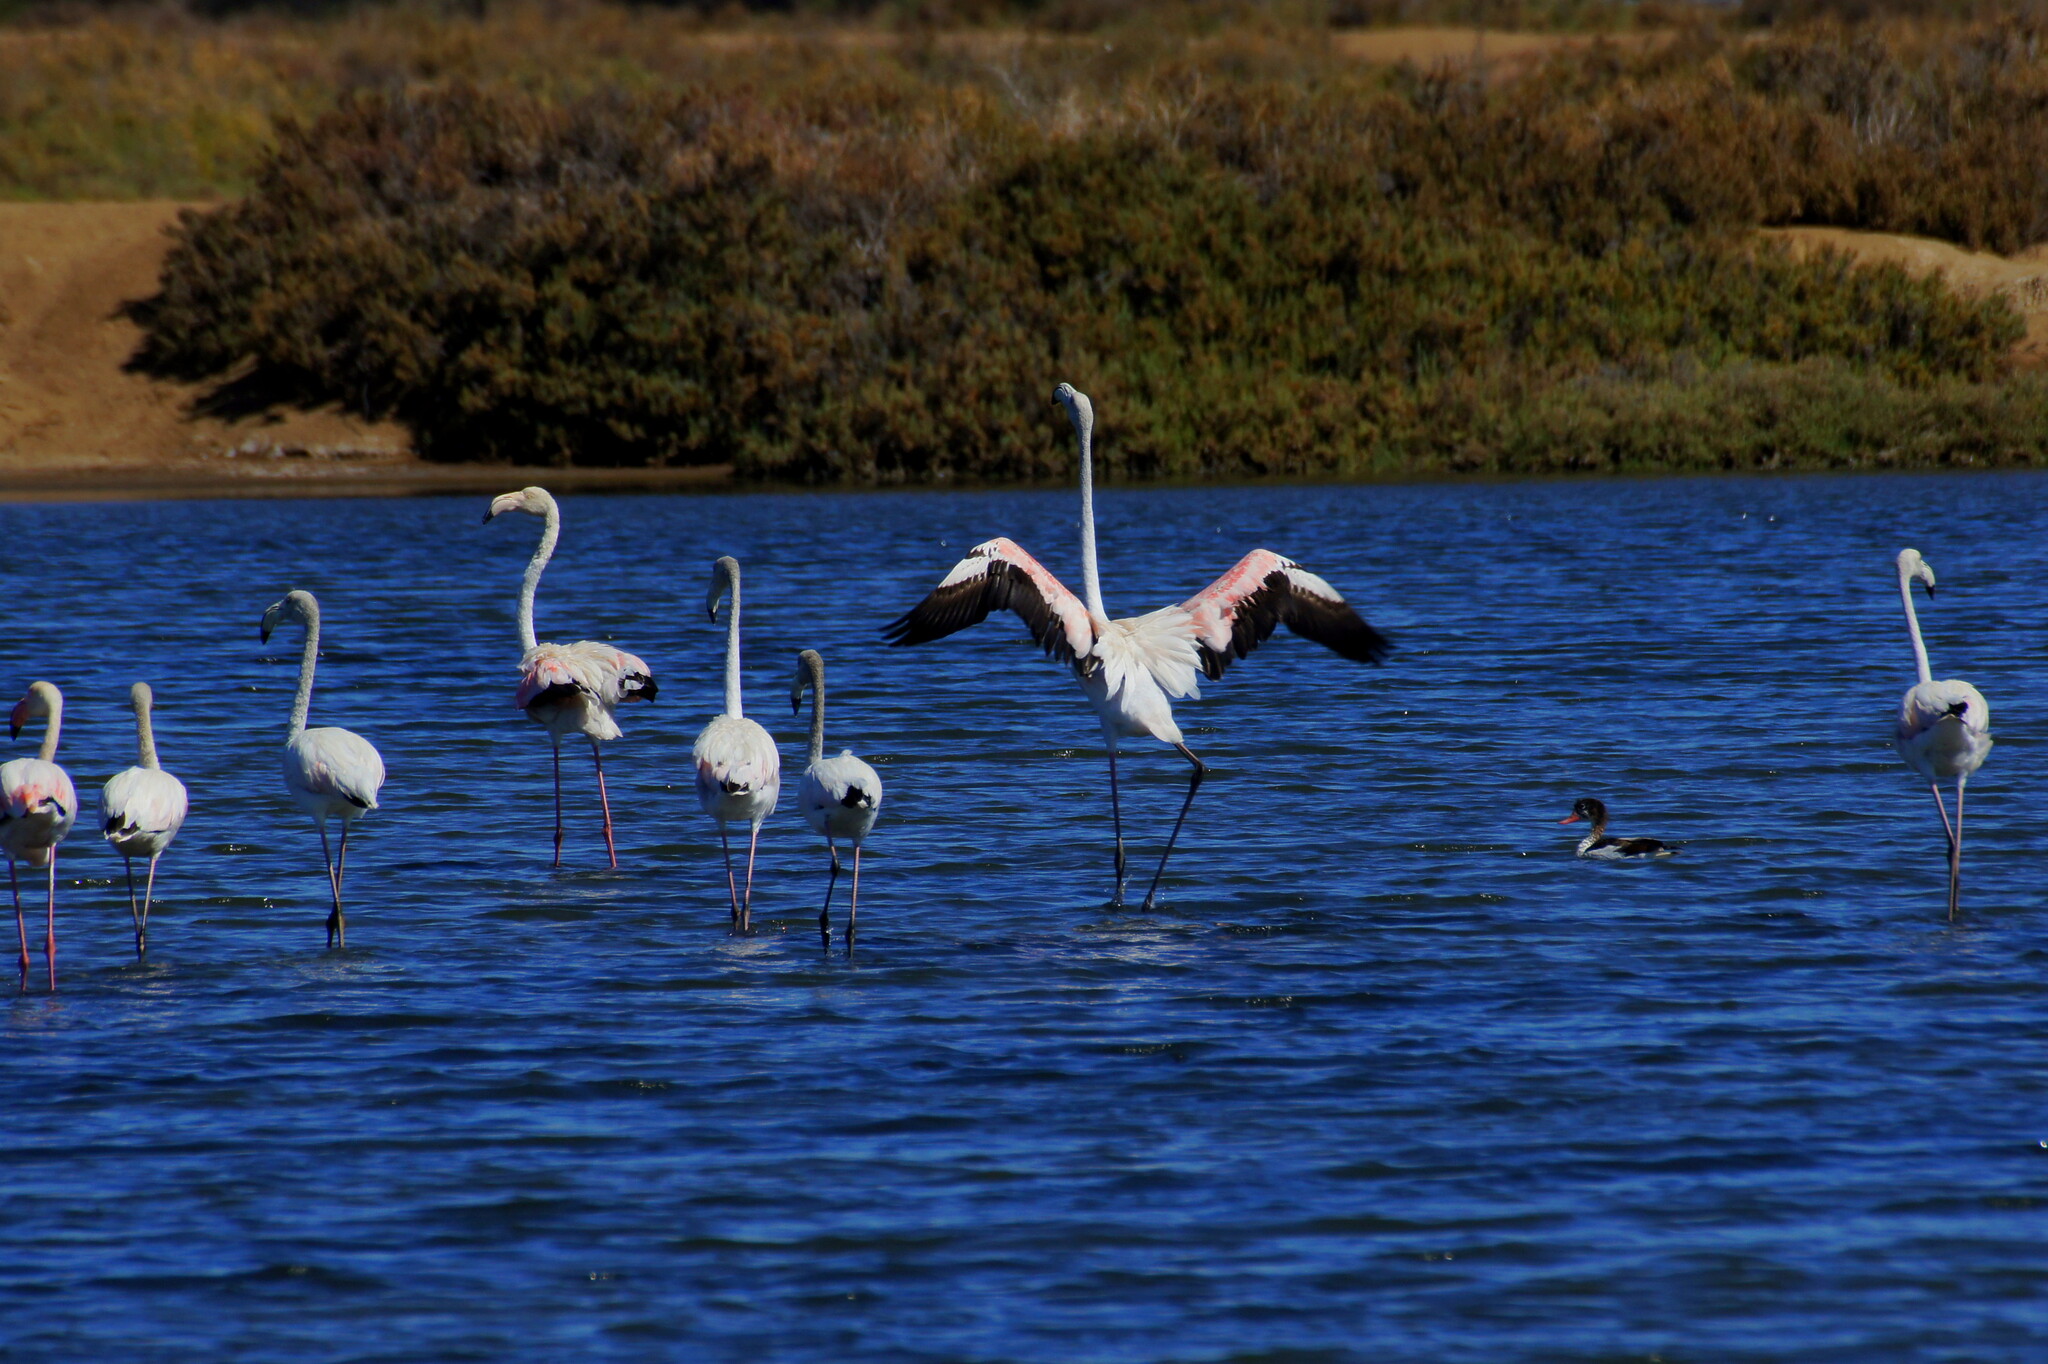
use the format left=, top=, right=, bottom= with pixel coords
left=318, top=819, right=342, bottom=948
left=551, top=735, right=565, bottom=868
left=592, top=742, right=618, bottom=870
left=718, top=825, right=741, bottom=930
left=742, top=822, right=762, bottom=935
left=820, top=840, right=840, bottom=946
left=44, top=850, right=56, bottom=991
left=334, top=825, right=351, bottom=950
left=1107, top=746, right=1128, bottom=907
left=848, top=844, right=863, bottom=946
left=1949, top=779, right=1967, bottom=923
left=1140, top=743, right=1210, bottom=912
left=1929, top=782, right=1956, bottom=855
left=9, top=856, right=25, bottom=981
left=123, top=856, right=143, bottom=958
left=140, top=854, right=160, bottom=957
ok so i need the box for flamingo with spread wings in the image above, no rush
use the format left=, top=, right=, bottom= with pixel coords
left=886, top=383, right=1388, bottom=908
left=484, top=486, right=657, bottom=868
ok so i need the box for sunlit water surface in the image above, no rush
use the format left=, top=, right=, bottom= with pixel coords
left=3, top=475, right=2047, bottom=1361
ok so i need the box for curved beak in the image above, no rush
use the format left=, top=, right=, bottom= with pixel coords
left=8, top=698, right=28, bottom=740
left=260, top=623, right=273, bottom=644
left=480, top=508, right=495, bottom=524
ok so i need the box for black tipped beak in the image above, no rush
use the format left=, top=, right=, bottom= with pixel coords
left=7, top=724, right=18, bottom=741
left=260, top=625, right=273, bottom=643
left=1926, top=584, right=1937, bottom=599
left=790, top=696, right=801, bottom=716
left=1948, top=701, right=1969, bottom=717
left=480, top=509, right=493, bottom=524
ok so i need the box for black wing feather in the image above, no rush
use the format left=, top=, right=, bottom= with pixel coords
left=885, top=560, right=1080, bottom=666
left=1196, top=569, right=1391, bottom=681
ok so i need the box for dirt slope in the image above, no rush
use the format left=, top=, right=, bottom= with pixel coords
left=1762, top=226, right=2048, bottom=367
left=0, top=201, right=415, bottom=488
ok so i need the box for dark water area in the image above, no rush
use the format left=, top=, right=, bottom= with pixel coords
left=2, top=473, right=2046, bottom=1361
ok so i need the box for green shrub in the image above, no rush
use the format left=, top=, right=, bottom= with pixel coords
left=123, top=16, right=2046, bottom=480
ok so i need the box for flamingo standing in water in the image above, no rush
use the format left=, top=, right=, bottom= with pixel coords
left=1892, top=548, right=1993, bottom=920
left=484, top=486, right=657, bottom=868
left=791, top=649, right=882, bottom=946
left=262, top=590, right=387, bottom=947
left=887, top=383, right=1388, bottom=908
left=100, top=681, right=189, bottom=957
left=2, top=681, right=76, bottom=988
left=693, top=556, right=780, bottom=933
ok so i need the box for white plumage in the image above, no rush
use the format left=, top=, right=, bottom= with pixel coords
left=99, top=680, right=189, bottom=957
left=3, top=680, right=76, bottom=988
left=486, top=486, right=657, bottom=868
left=263, top=590, right=387, bottom=948
left=694, top=556, right=781, bottom=932
left=792, top=649, right=882, bottom=945
left=887, top=382, right=1389, bottom=909
left=1891, top=548, right=1993, bottom=920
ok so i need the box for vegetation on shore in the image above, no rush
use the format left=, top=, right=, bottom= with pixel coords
left=14, top=3, right=2048, bottom=480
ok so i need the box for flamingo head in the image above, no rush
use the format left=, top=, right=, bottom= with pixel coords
left=8, top=681, right=58, bottom=741
left=1558, top=796, right=1606, bottom=826
left=1052, top=382, right=1093, bottom=438
left=1897, top=547, right=1937, bottom=599
left=260, top=589, right=318, bottom=644
left=707, top=555, right=740, bottom=622
left=483, top=486, right=553, bottom=524
left=790, top=648, right=823, bottom=715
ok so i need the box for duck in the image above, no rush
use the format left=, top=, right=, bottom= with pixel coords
left=1558, top=797, right=1678, bottom=860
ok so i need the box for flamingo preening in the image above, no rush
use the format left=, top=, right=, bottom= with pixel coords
left=792, top=649, right=882, bottom=946
left=887, top=383, right=1389, bottom=908
left=261, top=590, right=387, bottom=947
left=484, top=486, right=657, bottom=868
left=100, top=681, right=189, bottom=957
left=1892, top=548, right=1993, bottom=920
left=2, top=681, right=76, bottom=988
left=693, top=556, right=780, bottom=932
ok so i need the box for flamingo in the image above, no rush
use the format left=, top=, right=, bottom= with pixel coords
left=1893, top=548, right=1993, bottom=920
left=261, top=590, right=387, bottom=947
left=99, top=682, right=189, bottom=957
left=2, top=681, right=76, bottom=989
left=483, top=486, right=657, bottom=869
left=692, top=556, right=780, bottom=933
left=886, top=382, right=1388, bottom=909
left=791, top=649, right=882, bottom=946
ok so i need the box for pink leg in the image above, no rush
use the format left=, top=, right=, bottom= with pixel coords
left=318, top=820, right=342, bottom=948
left=551, top=736, right=565, bottom=868
left=10, top=857, right=26, bottom=981
left=718, top=825, right=741, bottom=930
left=742, top=823, right=762, bottom=935
left=1930, top=783, right=1956, bottom=854
left=44, top=849, right=56, bottom=991
left=123, top=856, right=143, bottom=957
left=141, top=855, right=160, bottom=956
left=592, top=743, right=617, bottom=870
left=819, top=842, right=840, bottom=946
left=1949, top=779, right=1967, bottom=923
left=333, top=826, right=351, bottom=949
left=848, top=844, right=863, bottom=945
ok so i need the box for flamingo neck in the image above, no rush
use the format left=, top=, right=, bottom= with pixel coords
left=34, top=686, right=61, bottom=765
left=1076, top=412, right=1106, bottom=617
left=723, top=570, right=744, bottom=719
left=1898, top=562, right=1933, bottom=685
left=134, top=691, right=160, bottom=770
left=288, top=605, right=321, bottom=742
left=518, top=498, right=559, bottom=652
left=802, top=653, right=827, bottom=766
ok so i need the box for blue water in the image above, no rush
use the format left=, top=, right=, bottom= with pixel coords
left=1, top=473, right=2046, bottom=1361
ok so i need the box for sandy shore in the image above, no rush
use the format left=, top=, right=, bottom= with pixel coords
left=4, top=199, right=2046, bottom=500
